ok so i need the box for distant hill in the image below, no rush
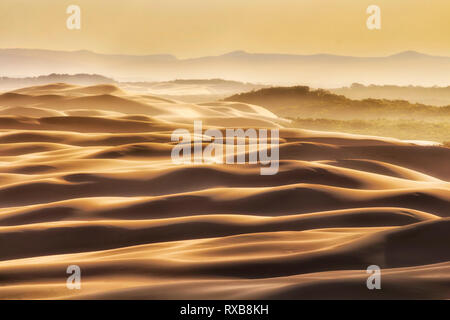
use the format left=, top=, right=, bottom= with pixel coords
left=331, top=83, right=450, bottom=107
left=225, top=86, right=450, bottom=121
left=0, top=74, right=116, bottom=91
left=1, top=48, right=450, bottom=86
left=226, top=86, right=450, bottom=143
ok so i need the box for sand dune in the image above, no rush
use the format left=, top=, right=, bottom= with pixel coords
left=0, top=83, right=448, bottom=299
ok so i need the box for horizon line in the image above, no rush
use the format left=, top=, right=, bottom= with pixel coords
left=1, top=47, right=448, bottom=60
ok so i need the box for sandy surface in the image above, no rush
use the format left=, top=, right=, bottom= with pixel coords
left=0, top=84, right=449, bottom=299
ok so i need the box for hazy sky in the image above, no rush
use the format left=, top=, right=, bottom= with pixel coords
left=1, top=0, right=449, bottom=58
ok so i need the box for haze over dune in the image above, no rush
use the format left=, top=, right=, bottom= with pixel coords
left=0, top=74, right=270, bottom=103
left=0, top=83, right=449, bottom=299
left=1, top=49, right=450, bottom=86
left=332, top=83, right=450, bottom=107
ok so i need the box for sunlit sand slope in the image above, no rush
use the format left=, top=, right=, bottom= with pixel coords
left=0, top=84, right=449, bottom=299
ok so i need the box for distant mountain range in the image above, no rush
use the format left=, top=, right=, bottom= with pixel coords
left=1, top=49, right=449, bottom=86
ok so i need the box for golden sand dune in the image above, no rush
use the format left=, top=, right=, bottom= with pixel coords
left=0, top=83, right=449, bottom=299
